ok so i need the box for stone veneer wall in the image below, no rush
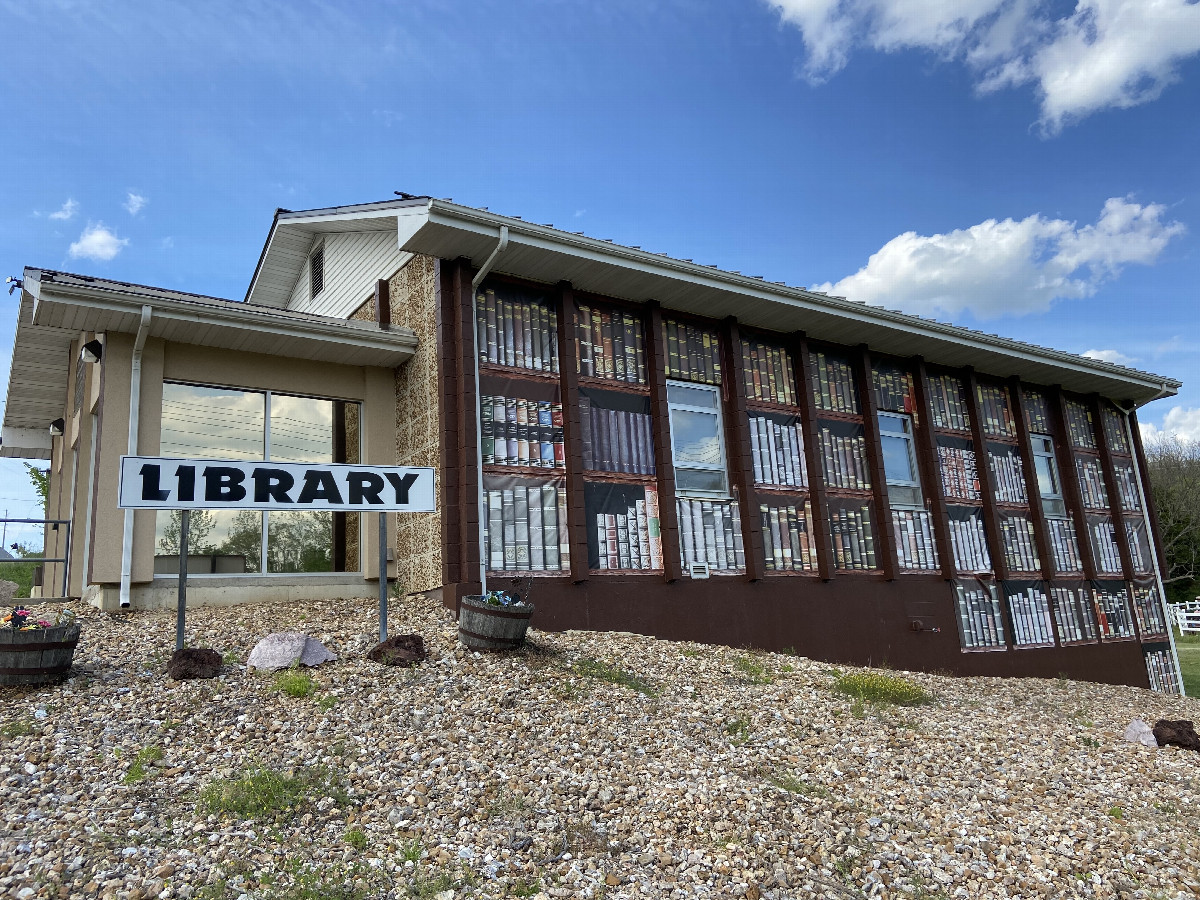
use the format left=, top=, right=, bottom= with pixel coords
left=388, top=255, right=443, bottom=593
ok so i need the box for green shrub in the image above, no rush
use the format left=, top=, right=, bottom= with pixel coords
left=123, top=745, right=164, bottom=783
left=733, top=655, right=773, bottom=685
left=274, top=669, right=317, bottom=699
left=199, top=766, right=343, bottom=819
left=572, top=657, right=657, bottom=697
left=833, top=671, right=932, bottom=707
left=344, top=827, right=367, bottom=851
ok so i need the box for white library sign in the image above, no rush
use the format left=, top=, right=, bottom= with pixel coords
left=117, top=456, right=436, bottom=513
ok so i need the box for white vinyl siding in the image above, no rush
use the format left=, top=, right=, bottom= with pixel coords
left=287, top=231, right=409, bottom=318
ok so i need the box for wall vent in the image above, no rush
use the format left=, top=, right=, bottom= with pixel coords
left=689, top=562, right=710, bottom=579
left=309, top=245, right=325, bottom=299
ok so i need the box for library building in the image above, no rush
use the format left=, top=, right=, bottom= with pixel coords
left=1, top=196, right=1184, bottom=693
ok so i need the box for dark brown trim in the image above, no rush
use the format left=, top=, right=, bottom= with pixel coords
left=857, top=345, right=896, bottom=579
left=375, top=279, right=391, bottom=330
left=454, top=261, right=482, bottom=591
left=1050, top=387, right=1100, bottom=580
left=911, top=357, right=954, bottom=578
left=1010, top=378, right=1056, bottom=581
left=964, top=369, right=1012, bottom=585
left=721, top=317, right=765, bottom=581
left=645, top=301, right=683, bottom=582
left=556, top=281, right=590, bottom=583
left=1129, top=408, right=1171, bottom=585
left=436, top=259, right=461, bottom=586
left=792, top=333, right=834, bottom=579
left=1089, top=393, right=1136, bottom=581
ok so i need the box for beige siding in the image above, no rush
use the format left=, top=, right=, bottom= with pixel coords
left=288, top=232, right=409, bottom=319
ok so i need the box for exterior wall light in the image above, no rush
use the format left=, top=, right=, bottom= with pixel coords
left=49, top=418, right=65, bottom=436
left=80, top=340, right=103, bottom=363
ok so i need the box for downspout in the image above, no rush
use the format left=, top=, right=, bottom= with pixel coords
left=1116, top=383, right=1185, bottom=694
left=119, top=306, right=153, bottom=608
left=469, top=225, right=509, bottom=594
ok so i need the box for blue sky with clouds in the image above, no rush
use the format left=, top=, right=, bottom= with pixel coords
left=1, top=0, right=1198, bottom=545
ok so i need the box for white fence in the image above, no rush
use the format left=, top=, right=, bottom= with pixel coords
left=1172, top=601, right=1200, bottom=634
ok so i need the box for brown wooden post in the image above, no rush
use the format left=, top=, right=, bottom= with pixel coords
left=555, top=282, right=590, bottom=583
left=1129, top=407, right=1171, bottom=583
left=1088, top=393, right=1136, bottom=580
left=1009, top=378, right=1056, bottom=581
left=792, top=334, right=834, bottom=579
left=375, top=279, right=391, bottom=330
left=436, top=260, right=463, bottom=587
left=332, top=400, right=347, bottom=572
left=645, top=302, right=683, bottom=582
left=452, top=259, right=482, bottom=591
left=964, top=369, right=1011, bottom=582
left=1049, top=387, right=1100, bottom=581
left=720, top=317, right=764, bottom=581
left=856, top=345, right=896, bottom=579
left=911, top=359, right=955, bottom=578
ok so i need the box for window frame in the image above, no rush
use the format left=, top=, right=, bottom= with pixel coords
left=877, top=410, right=922, bottom=509
left=666, top=380, right=730, bottom=499
left=1030, top=432, right=1067, bottom=518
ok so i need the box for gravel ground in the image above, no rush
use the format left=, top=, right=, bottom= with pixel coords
left=2, top=594, right=1200, bottom=900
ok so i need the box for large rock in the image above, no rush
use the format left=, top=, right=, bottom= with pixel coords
left=247, top=632, right=336, bottom=671
left=0, top=580, right=18, bottom=604
left=1153, top=719, right=1200, bottom=752
left=368, top=633, right=426, bottom=667
left=166, top=647, right=222, bottom=680
left=1122, top=719, right=1158, bottom=747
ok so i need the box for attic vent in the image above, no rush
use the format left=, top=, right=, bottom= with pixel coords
left=688, top=562, right=711, bottom=580
left=310, top=245, right=325, bottom=299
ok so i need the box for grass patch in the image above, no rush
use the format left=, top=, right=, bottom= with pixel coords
left=765, top=769, right=830, bottom=798
left=344, top=827, right=367, bottom=851
left=317, top=695, right=339, bottom=711
left=572, top=657, right=658, bottom=697
left=274, top=668, right=318, bottom=699
left=198, top=766, right=344, bottom=819
left=724, top=716, right=752, bottom=744
left=408, top=871, right=455, bottom=898
left=1174, top=629, right=1200, bottom=698
left=1, top=719, right=34, bottom=740
left=732, top=655, right=773, bottom=685
left=485, top=786, right=531, bottom=822
left=1108, top=805, right=1124, bottom=820
left=833, top=670, right=933, bottom=707
left=123, top=745, right=164, bottom=784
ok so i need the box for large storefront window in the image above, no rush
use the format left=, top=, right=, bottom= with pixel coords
left=154, top=383, right=360, bottom=575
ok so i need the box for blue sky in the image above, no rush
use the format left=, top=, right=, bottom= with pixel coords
left=1, top=0, right=1198, bottom=547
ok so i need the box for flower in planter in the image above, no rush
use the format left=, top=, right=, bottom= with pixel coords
left=2, top=606, right=76, bottom=631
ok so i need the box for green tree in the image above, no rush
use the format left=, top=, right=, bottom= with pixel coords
left=1144, top=435, right=1200, bottom=603
left=217, top=510, right=263, bottom=572
left=157, top=509, right=217, bottom=556
left=23, top=464, right=49, bottom=514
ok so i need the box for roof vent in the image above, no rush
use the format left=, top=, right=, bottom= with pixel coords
left=310, top=245, right=325, bottom=299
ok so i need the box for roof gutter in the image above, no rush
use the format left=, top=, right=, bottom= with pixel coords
left=119, top=305, right=153, bottom=609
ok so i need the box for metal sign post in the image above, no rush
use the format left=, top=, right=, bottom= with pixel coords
left=176, top=509, right=189, bottom=651
left=378, top=511, right=388, bottom=642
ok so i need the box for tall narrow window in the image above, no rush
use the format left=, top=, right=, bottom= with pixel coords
left=1030, top=434, right=1066, bottom=518
left=878, top=412, right=921, bottom=508
left=667, top=381, right=728, bottom=497
left=310, top=245, right=325, bottom=299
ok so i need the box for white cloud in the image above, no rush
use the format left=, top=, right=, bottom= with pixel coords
left=124, top=192, right=147, bottom=216
left=1140, top=407, right=1200, bottom=444
left=811, top=196, right=1185, bottom=319
left=1081, top=349, right=1136, bottom=367
left=767, top=0, right=1200, bottom=131
left=158, top=236, right=174, bottom=250
left=48, top=198, right=79, bottom=221
left=68, top=223, right=129, bottom=261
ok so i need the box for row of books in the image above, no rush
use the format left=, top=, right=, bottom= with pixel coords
left=1092, top=520, right=1124, bottom=575
left=1046, top=518, right=1082, bottom=572
left=1076, top=457, right=1110, bottom=509
left=578, top=397, right=656, bottom=475
left=760, top=503, right=817, bottom=572
left=750, top=416, right=808, bottom=488
left=1065, top=400, right=1097, bottom=450
left=830, top=506, right=877, bottom=570
left=575, top=304, right=646, bottom=384
left=663, top=319, right=722, bottom=386
left=1052, top=587, right=1099, bottom=643
left=678, top=498, right=745, bottom=572
left=809, top=351, right=860, bottom=415
left=742, top=340, right=797, bottom=406
left=976, top=384, right=1016, bottom=438
left=1102, top=406, right=1131, bottom=454
left=928, top=374, right=970, bottom=432
left=938, top=445, right=981, bottom=501
left=1024, top=391, right=1052, bottom=434
left=954, top=583, right=1005, bottom=649
left=1132, top=585, right=1167, bottom=636
left=989, top=450, right=1027, bottom=504
left=1147, top=649, right=1181, bottom=694
left=481, top=395, right=565, bottom=469
left=1001, top=517, right=1040, bottom=572
left=1126, top=522, right=1149, bottom=572
left=1009, top=586, right=1055, bottom=646
left=1114, top=465, right=1141, bottom=511
left=484, top=485, right=569, bottom=572
left=872, top=366, right=915, bottom=414
left=949, top=514, right=991, bottom=572
left=476, top=288, right=560, bottom=374
left=593, top=490, right=663, bottom=571
left=1094, top=588, right=1135, bottom=638
left=891, top=509, right=939, bottom=570
left=819, top=427, right=871, bottom=490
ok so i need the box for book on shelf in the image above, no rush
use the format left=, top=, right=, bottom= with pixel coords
left=828, top=505, right=876, bottom=570
left=1064, top=399, right=1097, bottom=450
left=928, top=374, right=969, bottom=431
left=578, top=396, right=656, bottom=475
left=760, top=501, right=817, bottom=572
left=1023, top=390, right=1052, bottom=434
left=1046, top=517, right=1082, bottom=572
left=483, top=483, right=569, bottom=572
left=1102, top=406, right=1131, bottom=455
left=1075, top=457, right=1109, bottom=509
left=1090, top=518, right=1123, bottom=574
left=1146, top=649, right=1180, bottom=694
left=1051, top=586, right=1098, bottom=643
left=663, top=319, right=722, bottom=385
left=891, top=508, right=939, bottom=570
left=808, top=351, right=860, bottom=414
left=1131, top=584, right=1167, bottom=636
left=741, top=339, right=796, bottom=405
left=1000, top=516, right=1040, bottom=571
left=988, top=449, right=1027, bottom=504
left=954, top=582, right=1005, bottom=649
left=1008, top=586, right=1055, bottom=646
left=1113, top=464, right=1141, bottom=511
left=481, top=395, right=565, bottom=469
left=677, top=497, right=744, bottom=572
left=1093, top=586, right=1135, bottom=638
left=1125, top=520, right=1149, bottom=572
left=937, top=445, right=981, bottom=501
left=476, top=287, right=560, bottom=374
left=576, top=304, right=646, bottom=384
left=818, top=427, right=871, bottom=490
left=976, top=384, right=1016, bottom=438
left=750, top=415, right=808, bottom=488
left=949, top=514, right=991, bottom=572
left=872, top=366, right=915, bottom=414
left=594, top=487, right=663, bottom=571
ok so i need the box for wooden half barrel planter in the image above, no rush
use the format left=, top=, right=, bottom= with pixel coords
left=458, top=595, right=534, bottom=651
left=0, top=624, right=83, bottom=686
